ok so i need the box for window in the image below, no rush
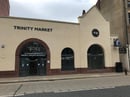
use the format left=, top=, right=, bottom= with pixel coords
left=87, top=44, right=105, bottom=69
left=21, top=41, right=47, bottom=57
left=128, top=1, right=130, bottom=7
left=92, top=29, right=100, bottom=37
left=128, top=13, right=130, bottom=24
left=61, top=48, right=75, bottom=71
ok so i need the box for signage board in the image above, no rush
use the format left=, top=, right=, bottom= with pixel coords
left=119, top=47, right=127, bottom=54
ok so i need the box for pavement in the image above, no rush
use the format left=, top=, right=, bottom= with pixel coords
left=0, top=72, right=128, bottom=97
left=0, top=72, right=126, bottom=84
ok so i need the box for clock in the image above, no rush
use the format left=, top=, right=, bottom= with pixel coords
left=92, top=29, right=99, bottom=37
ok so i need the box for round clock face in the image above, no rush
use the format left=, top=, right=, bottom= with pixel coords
left=92, top=29, right=99, bottom=37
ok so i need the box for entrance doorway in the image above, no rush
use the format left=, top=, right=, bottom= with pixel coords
left=29, top=61, right=37, bottom=75
left=19, top=41, right=47, bottom=77
left=29, top=57, right=39, bottom=75
left=87, top=44, right=105, bottom=69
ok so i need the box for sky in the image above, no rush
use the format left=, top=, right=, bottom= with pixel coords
left=10, top=0, right=98, bottom=23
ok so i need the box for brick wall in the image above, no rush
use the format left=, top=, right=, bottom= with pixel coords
left=0, top=0, right=10, bottom=16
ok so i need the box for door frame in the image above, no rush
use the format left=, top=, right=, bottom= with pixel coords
left=15, top=38, right=50, bottom=77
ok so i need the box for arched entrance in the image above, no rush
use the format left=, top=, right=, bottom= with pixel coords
left=15, top=38, right=50, bottom=77
left=87, top=44, right=105, bottom=69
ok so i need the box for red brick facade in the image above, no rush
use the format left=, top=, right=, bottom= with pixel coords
left=0, top=0, right=10, bottom=16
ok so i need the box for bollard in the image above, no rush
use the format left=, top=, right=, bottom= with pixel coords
left=124, top=69, right=128, bottom=75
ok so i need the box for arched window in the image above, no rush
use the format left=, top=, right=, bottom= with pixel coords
left=61, top=48, right=75, bottom=71
left=87, top=44, right=105, bottom=69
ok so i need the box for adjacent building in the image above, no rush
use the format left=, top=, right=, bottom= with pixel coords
left=96, top=0, right=130, bottom=70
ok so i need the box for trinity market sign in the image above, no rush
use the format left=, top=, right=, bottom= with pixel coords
left=14, top=25, right=53, bottom=32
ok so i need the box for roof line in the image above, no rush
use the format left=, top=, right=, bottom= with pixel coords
left=0, top=16, right=80, bottom=25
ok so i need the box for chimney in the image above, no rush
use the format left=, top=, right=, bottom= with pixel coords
left=82, top=10, right=86, bottom=15
left=0, top=0, right=10, bottom=16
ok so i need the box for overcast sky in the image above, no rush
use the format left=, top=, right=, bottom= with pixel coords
left=10, top=0, right=97, bottom=23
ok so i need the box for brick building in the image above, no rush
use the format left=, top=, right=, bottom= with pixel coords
left=0, top=0, right=10, bottom=16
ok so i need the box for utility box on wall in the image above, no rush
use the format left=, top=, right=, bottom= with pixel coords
left=115, top=62, right=123, bottom=72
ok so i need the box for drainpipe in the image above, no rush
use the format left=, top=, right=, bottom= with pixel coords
left=123, top=0, right=130, bottom=71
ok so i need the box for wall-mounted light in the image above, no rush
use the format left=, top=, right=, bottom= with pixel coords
left=113, top=39, right=121, bottom=47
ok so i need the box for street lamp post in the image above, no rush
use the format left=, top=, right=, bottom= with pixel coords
left=124, top=0, right=130, bottom=71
